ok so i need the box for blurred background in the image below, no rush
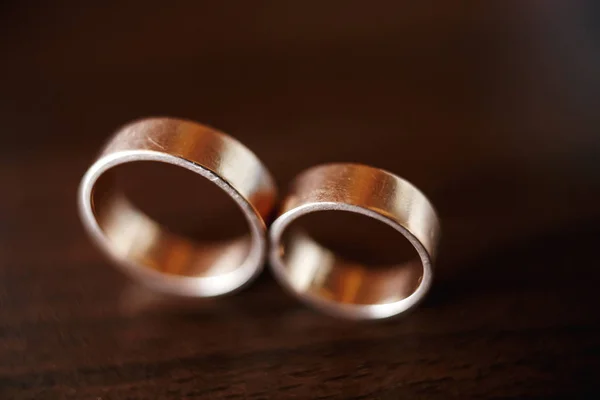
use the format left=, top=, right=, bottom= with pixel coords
left=0, top=1, right=599, bottom=398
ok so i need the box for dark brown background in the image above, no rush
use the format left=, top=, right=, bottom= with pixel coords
left=1, top=1, right=600, bottom=399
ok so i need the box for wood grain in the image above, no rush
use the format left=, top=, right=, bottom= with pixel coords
left=1, top=1, right=599, bottom=398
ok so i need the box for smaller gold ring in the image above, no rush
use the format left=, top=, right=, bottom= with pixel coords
left=269, top=163, right=440, bottom=319
left=78, top=117, right=276, bottom=297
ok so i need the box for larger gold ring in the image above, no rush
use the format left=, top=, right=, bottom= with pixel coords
left=78, top=118, right=276, bottom=297
left=269, top=163, right=440, bottom=319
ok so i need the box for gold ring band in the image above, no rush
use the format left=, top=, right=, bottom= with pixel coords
left=78, top=118, right=277, bottom=297
left=269, top=163, right=440, bottom=319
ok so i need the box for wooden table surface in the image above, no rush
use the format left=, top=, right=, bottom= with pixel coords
left=1, top=1, right=600, bottom=398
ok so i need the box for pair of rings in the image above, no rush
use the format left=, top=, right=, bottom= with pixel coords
left=79, top=118, right=440, bottom=319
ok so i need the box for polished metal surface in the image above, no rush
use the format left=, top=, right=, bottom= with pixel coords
left=269, top=163, right=440, bottom=319
left=79, top=118, right=277, bottom=297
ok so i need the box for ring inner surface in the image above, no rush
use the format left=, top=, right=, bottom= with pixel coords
left=91, top=161, right=253, bottom=278
left=279, top=210, right=423, bottom=305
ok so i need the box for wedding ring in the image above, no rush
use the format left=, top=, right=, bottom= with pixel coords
left=269, top=163, right=440, bottom=319
left=78, top=118, right=276, bottom=297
